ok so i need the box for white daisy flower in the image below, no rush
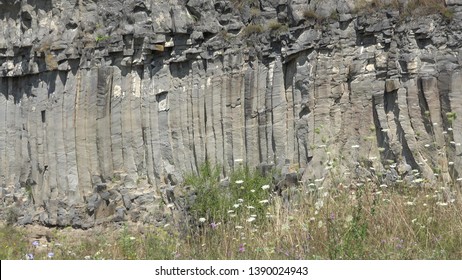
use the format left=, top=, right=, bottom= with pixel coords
left=246, top=217, right=256, bottom=222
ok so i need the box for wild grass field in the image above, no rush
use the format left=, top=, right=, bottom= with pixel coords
left=1, top=162, right=461, bottom=260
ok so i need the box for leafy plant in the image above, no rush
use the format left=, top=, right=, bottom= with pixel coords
left=95, top=35, right=111, bottom=42
left=446, top=112, right=457, bottom=124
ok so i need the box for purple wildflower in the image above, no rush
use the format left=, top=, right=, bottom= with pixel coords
left=48, top=252, right=54, bottom=258
left=26, top=253, right=34, bottom=260
left=239, top=244, right=245, bottom=253
left=210, top=222, right=217, bottom=229
left=329, top=212, right=335, bottom=221
left=32, top=240, right=39, bottom=247
left=396, top=239, right=404, bottom=249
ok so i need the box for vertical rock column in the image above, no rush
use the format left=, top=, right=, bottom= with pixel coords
left=96, top=67, right=114, bottom=181
left=448, top=71, right=462, bottom=180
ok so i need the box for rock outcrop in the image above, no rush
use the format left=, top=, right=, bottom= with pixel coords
left=1, top=0, right=462, bottom=227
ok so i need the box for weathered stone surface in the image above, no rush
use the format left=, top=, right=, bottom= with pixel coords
left=1, top=0, right=462, bottom=226
left=446, top=0, right=462, bottom=6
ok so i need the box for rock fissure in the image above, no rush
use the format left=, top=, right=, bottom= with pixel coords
left=2, top=0, right=462, bottom=227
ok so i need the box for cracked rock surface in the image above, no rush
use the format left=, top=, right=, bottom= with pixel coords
left=2, top=0, right=462, bottom=227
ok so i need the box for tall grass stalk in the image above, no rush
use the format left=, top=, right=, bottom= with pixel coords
left=1, top=163, right=462, bottom=259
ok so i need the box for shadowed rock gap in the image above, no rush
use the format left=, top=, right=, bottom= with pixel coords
left=1, top=0, right=462, bottom=227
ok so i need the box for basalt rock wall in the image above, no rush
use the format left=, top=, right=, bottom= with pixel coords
left=2, top=0, right=462, bottom=227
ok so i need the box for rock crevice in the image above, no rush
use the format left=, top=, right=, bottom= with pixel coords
left=2, top=0, right=462, bottom=227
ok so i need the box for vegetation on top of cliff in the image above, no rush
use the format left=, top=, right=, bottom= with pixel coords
left=355, top=0, right=453, bottom=21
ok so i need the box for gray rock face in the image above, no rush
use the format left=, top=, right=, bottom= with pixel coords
left=1, top=0, right=462, bottom=226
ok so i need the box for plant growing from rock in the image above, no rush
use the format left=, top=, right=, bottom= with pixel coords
left=95, top=34, right=111, bottom=42
left=185, top=162, right=273, bottom=227
left=446, top=111, right=457, bottom=125
left=303, top=8, right=319, bottom=21
left=267, top=20, right=289, bottom=37
left=242, top=23, right=264, bottom=37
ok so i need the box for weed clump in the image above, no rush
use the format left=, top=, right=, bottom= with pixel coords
left=303, top=9, right=319, bottom=20
left=185, top=162, right=273, bottom=226
left=267, top=20, right=289, bottom=37
left=242, top=23, right=264, bottom=37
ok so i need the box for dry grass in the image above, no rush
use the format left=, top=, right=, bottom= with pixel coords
left=355, top=0, right=453, bottom=21
left=303, top=9, right=320, bottom=21
left=242, top=23, right=264, bottom=37
left=180, top=182, right=462, bottom=259
left=44, top=51, right=58, bottom=70
left=2, top=169, right=462, bottom=260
